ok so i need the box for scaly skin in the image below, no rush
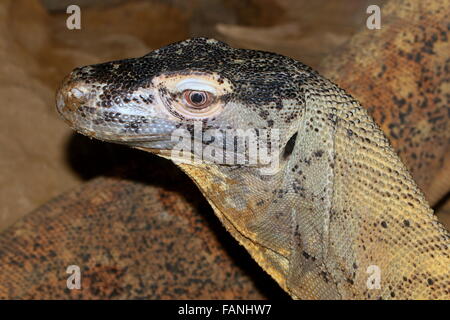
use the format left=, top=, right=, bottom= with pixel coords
left=321, top=0, right=450, bottom=206
left=56, top=38, right=450, bottom=299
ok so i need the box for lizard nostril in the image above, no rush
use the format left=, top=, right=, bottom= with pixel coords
left=56, top=77, right=93, bottom=117
left=67, top=83, right=91, bottom=104
left=71, top=87, right=86, bottom=100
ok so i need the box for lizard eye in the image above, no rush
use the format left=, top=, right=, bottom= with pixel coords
left=183, top=90, right=213, bottom=109
left=156, top=75, right=229, bottom=119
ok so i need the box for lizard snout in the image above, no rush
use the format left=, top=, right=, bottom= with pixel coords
left=56, top=65, right=181, bottom=145
left=56, top=69, right=105, bottom=137
left=56, top=71, right=94, bottom=114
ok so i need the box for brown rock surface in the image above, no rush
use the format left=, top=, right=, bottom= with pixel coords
left=0, top=0, right=78, bottom=231
left=217, top=0, right=387, bottom=69
left=0, top=156, right=287, bottom=299
left=0, top=0, right=190, bottom=231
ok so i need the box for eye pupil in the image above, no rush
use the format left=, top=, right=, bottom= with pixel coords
left=190, top=92, right=205, bottom=104
left=183, top=90, right=213, bottom=109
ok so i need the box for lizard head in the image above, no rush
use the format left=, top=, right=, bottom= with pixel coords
left=57, top=38, right=323, bottom=290
left=56, top=38, right=450, bottom=300
left=57, top=37, right=313, bottom=167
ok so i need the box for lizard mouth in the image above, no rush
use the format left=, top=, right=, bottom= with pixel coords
left=56, top=81, right=280, bottom=168
left=56, top=63, right=280, bottom=169
left=56, top=74, right=179, bottom=150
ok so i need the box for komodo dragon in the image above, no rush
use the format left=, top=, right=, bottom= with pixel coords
left=55, top=37, right=450, bottom=299
left=1, top=0, right=448, bottom=300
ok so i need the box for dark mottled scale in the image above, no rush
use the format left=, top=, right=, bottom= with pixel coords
left=71, top=38, right=316, bottom=119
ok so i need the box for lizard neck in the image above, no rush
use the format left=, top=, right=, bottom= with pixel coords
left=178, top=77, right=450, bottom=299
left=312, top=79, right=450, bottom=299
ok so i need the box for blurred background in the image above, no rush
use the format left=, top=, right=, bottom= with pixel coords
left=0, top=0, right=391, bottom=232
